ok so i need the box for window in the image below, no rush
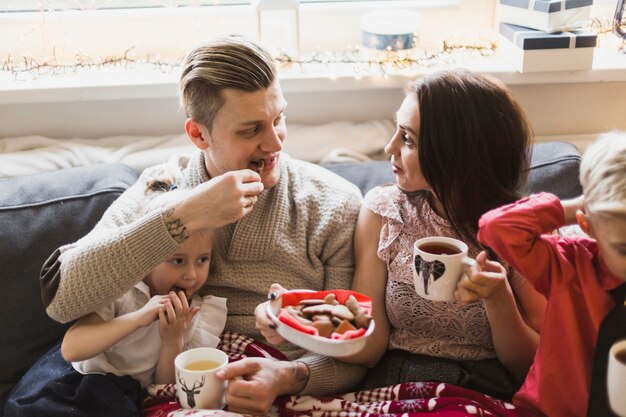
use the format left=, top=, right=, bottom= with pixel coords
left=0, top=0, right=459, bottom=73
left=1, top=0, right=452, bottom=12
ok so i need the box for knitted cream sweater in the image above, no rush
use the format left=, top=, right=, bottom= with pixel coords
left=42, top=151, right=365, bottom=395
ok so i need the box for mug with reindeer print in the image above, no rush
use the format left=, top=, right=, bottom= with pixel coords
left=175, top=347, right=229, bottom=409
left=413, top=236, right=477, bottom=301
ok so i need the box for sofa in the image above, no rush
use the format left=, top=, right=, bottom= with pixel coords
left=0, top=141, right=583, bottom=413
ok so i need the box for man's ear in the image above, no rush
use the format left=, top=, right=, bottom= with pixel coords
left=576, top=209, right=595, bottom=238
left=185, top=118, right=210, bottom=150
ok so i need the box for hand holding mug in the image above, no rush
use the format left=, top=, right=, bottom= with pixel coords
left=455, top=251, right=511, bottom=305
left=216, top=357, right=309, bottom=415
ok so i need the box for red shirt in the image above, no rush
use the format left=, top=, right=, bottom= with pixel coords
left=478, top=193, right=623, bottom=417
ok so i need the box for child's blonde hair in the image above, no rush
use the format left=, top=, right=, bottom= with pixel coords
left=143, top=169, right=215, bottom=255
left=580, top=132, right=626, bottom=218
left=143, top=167, right=186, bottom=215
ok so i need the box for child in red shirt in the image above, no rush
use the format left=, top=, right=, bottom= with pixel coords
left=477, top=133, right=626, bottom=417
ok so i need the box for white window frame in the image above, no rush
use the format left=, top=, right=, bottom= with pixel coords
left=0, top=0, right=456, bottom=12
left=0, top=0, right=460, bottom=63
left=0, top=0, right=624, bottom=140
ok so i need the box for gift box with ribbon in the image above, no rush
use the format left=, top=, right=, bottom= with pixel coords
left=498, top=22, right=597, bottom=72
left=360, top=9, right=420, bottom=51
left=498, top=0, right=593, bottom=33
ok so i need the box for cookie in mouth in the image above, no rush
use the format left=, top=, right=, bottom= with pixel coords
left=171, top=286, right=192, bottom=302
left=252, top=159, right=265, bottom=175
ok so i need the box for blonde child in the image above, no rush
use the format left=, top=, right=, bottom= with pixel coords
left=7, top=174, right=226, bottom=417
left=477, top=133, right=626, bottom=417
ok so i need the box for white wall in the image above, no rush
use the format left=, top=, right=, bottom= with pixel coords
left=3, top=80, right=623, bottom=144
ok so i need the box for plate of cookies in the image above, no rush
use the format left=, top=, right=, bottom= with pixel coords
left=266, top=289, right=375, bottom=357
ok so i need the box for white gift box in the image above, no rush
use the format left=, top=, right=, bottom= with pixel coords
left=498, top=0, right=592, bottom=33
left=498, top=22, right=597, bottom=73
left=361, top=9, right=420, bottom=51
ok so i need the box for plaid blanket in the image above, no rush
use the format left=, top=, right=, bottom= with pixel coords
left=143, top=332, right=532, bottom=417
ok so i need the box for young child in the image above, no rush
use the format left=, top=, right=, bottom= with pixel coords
left=7, top=174, right=227, bottom=417
left=477, top=133, right=626, bottom=417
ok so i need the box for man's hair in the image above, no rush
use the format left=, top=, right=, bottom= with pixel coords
left=580, top=132, right=626, bottom=218
left=179, top=35, right=277, bottom=131
left=406, top=69, right=532, bottom=247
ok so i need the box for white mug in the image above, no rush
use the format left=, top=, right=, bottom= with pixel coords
left=175, top=347, right=228, bottom=409
left=413, top=236, right=476, bottom=301
left=608, top=339, right=626, bottom=416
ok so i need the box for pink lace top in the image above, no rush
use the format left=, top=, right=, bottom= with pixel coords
left=363, top=186, right=525, bottom=361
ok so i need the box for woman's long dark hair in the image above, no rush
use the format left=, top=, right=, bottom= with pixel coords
left=409, top=70, right=533, bottom=248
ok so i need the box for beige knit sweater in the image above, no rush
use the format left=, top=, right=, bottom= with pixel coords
left=42, top=151, right=365, bottom=395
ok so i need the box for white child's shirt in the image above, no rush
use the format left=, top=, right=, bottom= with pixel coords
left=72, top=281, right=227, bottom=387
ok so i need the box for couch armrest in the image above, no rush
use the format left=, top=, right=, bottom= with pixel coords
left=0, top=163, right=138, bottom=403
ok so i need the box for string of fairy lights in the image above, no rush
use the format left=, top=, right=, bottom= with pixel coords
left=1, top=39, right=499, bottom=81
left=0, top=16, right=621, bottom=81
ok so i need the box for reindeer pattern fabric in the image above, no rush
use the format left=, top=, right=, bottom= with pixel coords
left=143, top=332, right=535, bottom=417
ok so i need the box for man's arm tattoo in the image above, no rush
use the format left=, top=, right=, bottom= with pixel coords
left=163, top=208, right=189, bottom=244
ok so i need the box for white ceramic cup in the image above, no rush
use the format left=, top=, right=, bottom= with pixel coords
left=175, top=347, right=228, bottom=410
left=608, top=339, right=626, bottom=416
left=413, top=236, right=476, bottom=301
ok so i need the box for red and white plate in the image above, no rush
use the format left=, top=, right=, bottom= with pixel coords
left=265, top=289, right=375, bottom=357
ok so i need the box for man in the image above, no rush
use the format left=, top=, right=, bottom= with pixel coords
left=39, top=35, right=364, bottom=415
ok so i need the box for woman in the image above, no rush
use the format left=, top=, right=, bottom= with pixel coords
left=344, top=69, right=546, bottom=400
left=256, top=70, right=546, bottom=401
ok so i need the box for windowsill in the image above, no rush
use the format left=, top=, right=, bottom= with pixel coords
left=1, top=46, right=625, bottom=105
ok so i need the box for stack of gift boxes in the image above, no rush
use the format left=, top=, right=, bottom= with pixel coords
left=497, top=0, right=597, bottom=73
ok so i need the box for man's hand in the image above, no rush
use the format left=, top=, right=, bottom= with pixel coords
left=166, top=170, right=264, bottom=238
left=216, top=358, right=309, bottom=415
left=255, top=283, right=287, bottom=345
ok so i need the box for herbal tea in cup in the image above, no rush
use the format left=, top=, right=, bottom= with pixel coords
left=175, top=347, right=228, bottom=409
left=185, top=360, right=222, bottom=372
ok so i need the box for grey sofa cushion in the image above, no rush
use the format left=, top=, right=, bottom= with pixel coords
left=0, top=164, right=138, bottom=403
left=0, top=140, right=581, bottom=410
left=523, top=141, right=582, bottom=199
left=324, top=141, right=582, bottom=198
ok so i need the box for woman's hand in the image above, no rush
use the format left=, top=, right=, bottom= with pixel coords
left=455, top=251, right=510, bottom=305
left=254, top=283, right=287, bottom=345
left=159, top=291, right=199, bottom=346
left=216, top=357, right=309, bottom=415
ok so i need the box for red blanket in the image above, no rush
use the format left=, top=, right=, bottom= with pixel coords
left=143, top=332, right=532, bottom=417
